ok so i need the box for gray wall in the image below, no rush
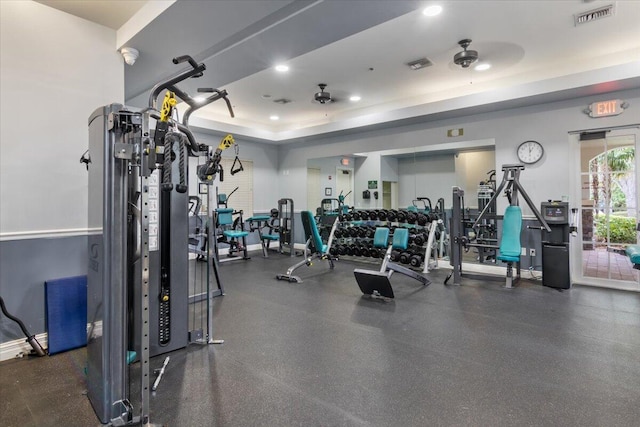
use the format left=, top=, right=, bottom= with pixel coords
left=0, top=2, right=122, bottom=346
left=189, top=132, right=281, bottom=214
left=0, top=236, right=87, bottom=343
left=0, top=1, right=123, bottom=236
left=277, top=88, right=640, bottom=217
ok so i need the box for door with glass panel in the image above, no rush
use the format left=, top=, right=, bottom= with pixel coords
left=576, top=129, right=640, bottom=291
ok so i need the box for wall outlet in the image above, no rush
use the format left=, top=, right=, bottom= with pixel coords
left=521, top=247, right=526, bottom=256
left=530, top=248, right=536, bottom=257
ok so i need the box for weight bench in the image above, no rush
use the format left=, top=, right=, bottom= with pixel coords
left=245, top=214, right=278, bottom=257
left=496, top=205, right=522, bottom=288
left=625, top=244, right=640, bottom=269
left=354, top=228, right=430, bottom=299
left=276, top=210, right=338, bottom=283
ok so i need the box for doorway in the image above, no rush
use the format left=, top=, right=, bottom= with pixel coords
left=571, top=128, right=640, bottom=291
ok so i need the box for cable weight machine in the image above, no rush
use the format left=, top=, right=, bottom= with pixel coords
left=84, top=55, right=234, bottom=426
left=447, top=164, right=550, bottom=287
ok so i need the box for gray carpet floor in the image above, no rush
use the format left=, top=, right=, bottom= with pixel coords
left=1, top=252, right=639, bottom=426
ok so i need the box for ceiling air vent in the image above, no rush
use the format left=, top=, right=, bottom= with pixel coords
left=406, top=57, right=433, bottom=70
left=273, top=98, right=292, bottom=105
left=574, top=3, right=615, bottom=26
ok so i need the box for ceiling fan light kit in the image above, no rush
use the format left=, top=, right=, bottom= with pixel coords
left=453, top=39, right=479, bottom=68
left=314, top=83, right=332, bottom=104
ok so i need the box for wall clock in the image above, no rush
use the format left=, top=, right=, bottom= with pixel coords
left=517, top=140, right=544, bottom=164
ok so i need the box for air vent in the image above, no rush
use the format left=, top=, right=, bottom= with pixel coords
left=273, top=98, right=292, bottom=105
left=574, top=4, right=615, bottom=25
left=406, top=57, right=433, bottom=70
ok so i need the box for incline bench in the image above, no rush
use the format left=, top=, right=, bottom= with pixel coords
left=625, top=244, right=640, bottom=269
left=354, top=227, right=430, bottom=299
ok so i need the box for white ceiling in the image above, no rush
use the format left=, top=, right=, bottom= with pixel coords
left=39, top=0, right=640, bottom=143
left=35, top=0, right=147, bottom=29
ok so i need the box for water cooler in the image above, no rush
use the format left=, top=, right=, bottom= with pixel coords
left=541, top=201, right=571, bottom=289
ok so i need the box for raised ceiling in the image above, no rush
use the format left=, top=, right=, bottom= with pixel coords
left=38, top=0, right=640, bottom=143
left=35, top=0, right=147, bottom=29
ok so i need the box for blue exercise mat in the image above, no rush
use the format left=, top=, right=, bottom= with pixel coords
left=45, top=275, right=87, bottom=355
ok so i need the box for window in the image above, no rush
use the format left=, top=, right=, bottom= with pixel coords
left=217, top=158, right=253, bottom=215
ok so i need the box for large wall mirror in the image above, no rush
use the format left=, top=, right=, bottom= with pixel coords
left=306, top=139, right=496, bottom=214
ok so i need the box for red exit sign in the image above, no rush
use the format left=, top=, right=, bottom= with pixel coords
left=589, top=99, right=624, bottom=118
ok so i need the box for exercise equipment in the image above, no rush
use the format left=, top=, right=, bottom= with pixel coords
left=354, top=228, right=430, bottom=299
left=245, top=208, right=279, bottom=257
left=0, top=296, right=46, bottom=357
left=446, top=164, right=550, bottom=288
left=277, top=198, right=297, bottom=256
left=188, top=196, right=207, bottom=260
left=85, top=54, right=232, bottom=425
left=213, top=206, right=250, bottom=262
left=496, top=205, right=523, bottom=288
left=276, top=211, right=338, bottom=283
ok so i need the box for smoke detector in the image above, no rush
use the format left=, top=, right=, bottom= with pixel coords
left=453, top=39, right=478, bottom=68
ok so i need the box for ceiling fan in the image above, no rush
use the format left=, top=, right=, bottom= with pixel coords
left=453, top=39, right=479, bottom=68
left=314, top=83, right=334, bottom=104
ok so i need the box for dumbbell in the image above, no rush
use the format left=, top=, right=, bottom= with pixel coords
left=370, top=246, right=380, bottom=258
left=337, top=244, right=347, bottom=255
left=399, top=251, right=413, bottom=264
left=365, top=227, right=376, bottom=238
left=334, top=228, right=343, bottom=238
left=413, top=232, right=427, bottom=247
left=409, top=252, right=424, bottom=267
left=347, top=227, right=358, bottom=238
left=345, top=245, right=354, bottom=256
left=360, top=245, right=371, bottom=257
left=352, top=245, right=362, bottom=257
left=406, top=211, right=418, bottom=224
left=357, top=227, right=368, bottom=238
left=417, top=213, right=428, bottom=226
left=329, top=246, right=339, bottom=256
left=396, top=210, right=407, bottom=223
left=390, top=249, right=402, bottom=262
left=386, top=210, right=398, bottom=222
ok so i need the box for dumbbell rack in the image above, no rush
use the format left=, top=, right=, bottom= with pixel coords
left=330, top=209, right=445, bottom=273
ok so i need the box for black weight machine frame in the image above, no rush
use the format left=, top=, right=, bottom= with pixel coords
left=446, top=164, right=550, bottom=287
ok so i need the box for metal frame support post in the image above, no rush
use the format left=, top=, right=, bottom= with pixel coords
left=449, top=187, right=465, bottom=285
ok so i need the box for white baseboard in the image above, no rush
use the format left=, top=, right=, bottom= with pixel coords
left=0, top=321, right=102, bottom=362
left=0, top=332, right=48, bottom=362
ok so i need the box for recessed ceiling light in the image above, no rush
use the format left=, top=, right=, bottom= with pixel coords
left=194, top=96, right=206, bottom=103
left=270, top=115, right=279, bottom=120
left=475, top=63, right=491, bottom=71
left=349, top=95, right=361, bottom=102
left=274, top=64, right=289, bottom=72
left=422, top=5, right=442, bottom=16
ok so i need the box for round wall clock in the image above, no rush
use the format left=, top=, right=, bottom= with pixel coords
left=517, top=140, right=544, bottom=164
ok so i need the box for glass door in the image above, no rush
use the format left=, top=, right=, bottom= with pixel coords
left=574, top=129, right=640, bottom=291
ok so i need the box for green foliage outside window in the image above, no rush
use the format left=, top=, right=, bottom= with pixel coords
left=594, top=214, right=636, bottom=244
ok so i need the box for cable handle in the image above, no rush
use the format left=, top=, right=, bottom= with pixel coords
left=173, top=55, right=199, bottom=70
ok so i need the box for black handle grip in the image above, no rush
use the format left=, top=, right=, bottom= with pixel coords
left=173, top=55, right=199, bottom=69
